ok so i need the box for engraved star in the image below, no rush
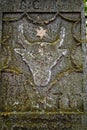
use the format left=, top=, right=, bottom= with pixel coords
left=36, top=27, right=47, bottom=39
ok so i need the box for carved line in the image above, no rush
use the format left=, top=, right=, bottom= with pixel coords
left=2, top=11, right=59, bottom=25
left=2, top=11, right=82, bottom=43
left=58, top=13, right=81, bottom=22
left=72, top=19, right=84, bottom=44
left=2, top=11, right=80, bottom=24
left=58, top=14, right=82, bottom=44
left=24, top=11, right=59, bottom=25
left=2, top=12, right=25, bottom=22
left=46, top=67, right=83, bottom=97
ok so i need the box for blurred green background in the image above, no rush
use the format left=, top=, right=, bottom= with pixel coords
left=84, top=0, right=87, bottom=37
left=84, top=0, right=87, bottom=13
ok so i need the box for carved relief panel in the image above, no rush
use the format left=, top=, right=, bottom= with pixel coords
left=0, top=0, right=84, bottom=113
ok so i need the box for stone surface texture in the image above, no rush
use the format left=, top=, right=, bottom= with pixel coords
left=0, top=0, right=87, bottom=129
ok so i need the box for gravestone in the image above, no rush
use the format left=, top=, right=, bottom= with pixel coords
left=0, top=0, right=87, bottom=129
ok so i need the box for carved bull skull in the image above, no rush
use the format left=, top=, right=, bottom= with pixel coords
left=14, top=24, right=67, bottom=87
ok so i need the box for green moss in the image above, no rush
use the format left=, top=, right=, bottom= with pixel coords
left=2, top=67, right=22, bottom=75
left=0, top=111, right=84, bottom=117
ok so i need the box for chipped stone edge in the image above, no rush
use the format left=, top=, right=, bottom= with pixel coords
left=81, top=2, right=87, bottom=112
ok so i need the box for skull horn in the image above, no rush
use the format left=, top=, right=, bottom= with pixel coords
left=18, top=23, right=31, bottom=48
left=52, top=27, right=65, bottom=47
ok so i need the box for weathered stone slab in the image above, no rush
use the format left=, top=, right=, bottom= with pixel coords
left=0, top=0, right=86, bottom=129
left=0, top=112, right=85, bottom=130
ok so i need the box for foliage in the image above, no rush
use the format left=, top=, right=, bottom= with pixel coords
left=84, top=0, right=87, bottom=14
left=84, top=0, right=87, bottom=28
